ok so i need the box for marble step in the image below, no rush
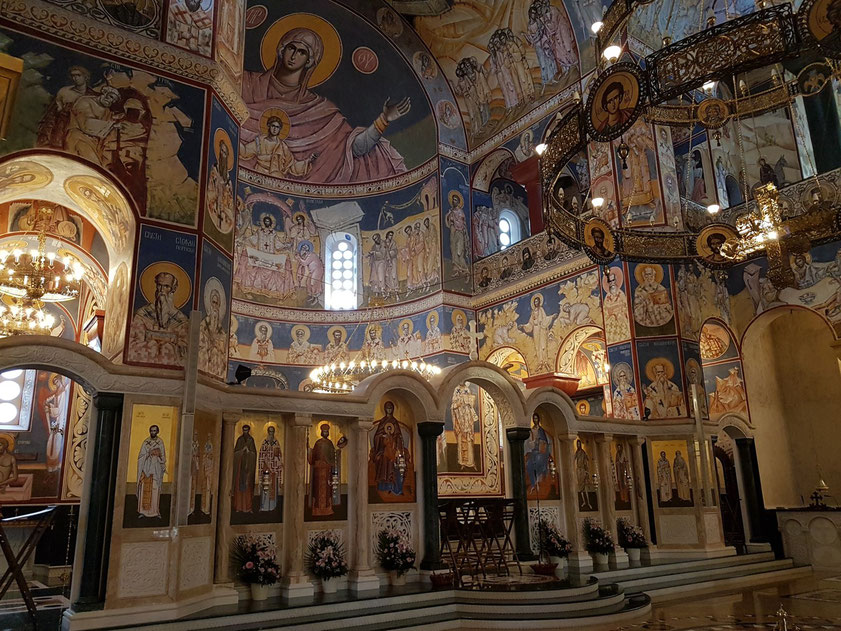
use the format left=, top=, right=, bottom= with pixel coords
left=644, top=565, right=813, bottom=603
left=593, top=550, right=775, bottom=583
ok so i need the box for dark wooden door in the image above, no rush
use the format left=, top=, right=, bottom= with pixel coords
left=714, top=445, right=746, bottom=552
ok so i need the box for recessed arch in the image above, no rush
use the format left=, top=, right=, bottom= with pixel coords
left=524, top=387, right=576, bottom=436
left=355, top=369, right=442, bottom=423
left=434, top=361, right=527, bottom=429
left=471, top=148, right=515, bottom=193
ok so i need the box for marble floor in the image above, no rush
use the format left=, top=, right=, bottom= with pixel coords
left=584, top=574, right=841, bottom=631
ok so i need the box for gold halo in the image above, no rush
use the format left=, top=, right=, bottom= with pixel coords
left=451, top=309, right=467, bottom=326
left=685, top=358, right=701, bottom=381
left=291, top=324, right=311, bottom=341
left=633, top=263, right=664, bottom=285
left=327, top=325, right=347, bottom=344
left=696, top=98, right=729, bottom=129
left=213, top=128, right=233, bottom=166
left=583, top=218, right=615, bottom=250
left=260, top=13, right=342, bottom=87
left=0, top=432, right=15, bottom=453
left=601, top=264, right=624, bottom=292
left=576, top=400, right=591, bottom=415
left=645, top=357, right=675, bottom=381
left=696, top=225, right=738, bottom=260
left=365, top=322, right=383, bottom=338
left=426, top=311, right=439, bottom=329
left=611, top=362, right=633, bottom=386
left=254, top=320, right=272, bottom=337
left=808, top=0, right=836, bottom=41
left=591, top=70, right=639, bottom=134
left=203, top=276, right=226, bottom=318
left=139, top=262, right=191, bottom=308
left=448, top=190, right=464, bottom=207
left=260, top=108, right=291, bottom=139
left=398, top=318, right=414, bottom=335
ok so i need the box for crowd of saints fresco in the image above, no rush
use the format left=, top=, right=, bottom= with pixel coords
left=413, top=0, right=581, bottom=146
left=0, top=29, right=205, bottom=227
left=472, top=179, right=530, bottom=260
left=231, top=176, right=441, bottom=310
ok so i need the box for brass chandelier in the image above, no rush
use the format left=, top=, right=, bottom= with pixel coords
left=310, top=357, right=441, bottom=394
left=722, top=183, right=784, bottom=260
left=0, top=299, right=55, bottom=337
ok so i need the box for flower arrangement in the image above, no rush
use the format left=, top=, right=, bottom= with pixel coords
left=538, top=520, right=572, bottom=558
left=376, top=529, right=416, bottom=576
left=232, top=536, right=280, bottom=586
left=617, top=518, right=648, bottom=549
left=306, top=533, right=349, bottom=581
left=583, top=519, right=615, bottom=555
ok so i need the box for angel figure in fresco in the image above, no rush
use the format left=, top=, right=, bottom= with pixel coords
left=307, top=424, right=347, bottom=517
left=241, top=26, right=410, bottom=184
left=656, top=451, right=673, bottom=503
left=521, top=294, right=557, bottom=373
left=258, top=426, right=283, bottom=511
left=673, top=450, right=691, bottom=502
left=451, top=384, right=479, bottom=469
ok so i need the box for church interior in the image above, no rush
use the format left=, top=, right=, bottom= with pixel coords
left=0, top=0, right=840, bottom=628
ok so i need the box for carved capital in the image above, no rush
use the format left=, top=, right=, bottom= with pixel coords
left=291, top=413, right=313, bottom=427
left=222, top=411, right=242, bottom=425
left=416, top=421, right=444, bottom=439
left=505, top=427, right=531, bottom=443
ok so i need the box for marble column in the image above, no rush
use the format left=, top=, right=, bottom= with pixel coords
left=349, top=419, right=379, bottom=592
left=630, top=436, right=652, bottom=545
left=595, top=434, right=628, bottom=568
left=506, top=427, right=535, bottom=561
left=213, top=412, right=239, bottom=583
left=558, top=436, right=592, bottom=573
left=282, top=413, right=314, bottom=598
left=73, top=393, right=123, bottom=612
left=417, top=422, right=446, bottom=570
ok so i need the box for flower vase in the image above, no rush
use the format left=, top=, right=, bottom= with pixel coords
left=250, top=583, right=270, bottom=601
left=626, top=547, right=641, bottom=562
left=389, top=571, right=406, bottom=586
left=593, top=552, right=609, bottom=566
left=322, top=578, right=337, bottom=594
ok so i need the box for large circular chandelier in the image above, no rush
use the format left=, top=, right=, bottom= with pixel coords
left=310, top=357, right=441, bottom=394
left=0, top=207, right=84, bottom=303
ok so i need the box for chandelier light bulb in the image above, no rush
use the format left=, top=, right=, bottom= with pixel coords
left=766, top=230, right=778, bottom=240
left=591, top=197, right=605, bottom=208
left=535, top=143, right=548, bottom=155
left=707, top=203, right=720, bottom=214
left=603, top=45, right=621, bottom=62
left=702, top=80, right=716, bottom=93
left=591, top=21, right=603, bottom=34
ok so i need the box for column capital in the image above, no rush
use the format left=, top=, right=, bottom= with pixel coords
left=222, top=411, right=242, bottom=425
left=506, top=426, right=530, bottom=442
left=291, top=413, right=313, bottom=427
left=417, top=421, right=444, bottom=438
left=594, top=433, right=613, bottom=444
left=558, top=434, right=577, bottom=444
left=355, top=419, right=375, bottom=432
left=630, top=435, right=646, bottom=446
left=92, top=392, right=122, bottom=411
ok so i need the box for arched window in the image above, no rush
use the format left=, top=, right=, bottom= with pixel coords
left=0, top=369, right=35, bottom=431
left=325, top=232, right=358, bottom=310
left=498, top=209, right=521, bottom=250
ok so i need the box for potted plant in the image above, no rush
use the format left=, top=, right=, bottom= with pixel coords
left=376, top=529, right=416, bottom=586
left=617, top=518, right=647, bottom=562
left=584, top=519, right=614, bottom=567
left=305, top=532, right=348, bottom=594
left=539, top=520, right=573, bottom=572
left=232, top=535, right=280, bottom=601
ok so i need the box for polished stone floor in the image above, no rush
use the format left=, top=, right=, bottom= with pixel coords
left=585, top=574, right=841, bottom=630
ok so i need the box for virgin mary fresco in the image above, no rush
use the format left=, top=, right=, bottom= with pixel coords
left=241, top=19, right=412, bottom=185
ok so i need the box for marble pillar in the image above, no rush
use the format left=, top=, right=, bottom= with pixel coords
left=73, top=393, right=123, bottom=612
left=506, top=427, right=535, bottom=561
left=349, top=420, right=379, bottom=592
left=282, top=413, right=314, bottom=598
left=213, top=412, right=239, bottom=584
left=596, top=434, right=628, bottom=568
left=559, top=436, right=592, bottom=573
left=417, top=422, right=446, bottom=570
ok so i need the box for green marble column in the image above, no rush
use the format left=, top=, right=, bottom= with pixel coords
left=417, top=421, right=446, bottom=570
left=74, top=393, right=123, bottom=611
left=507, top=427, right=536, bottom=561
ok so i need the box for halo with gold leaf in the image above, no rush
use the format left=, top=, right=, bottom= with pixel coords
left=633, top=262, right=665, bottom=285
left=259, top=13, right=342, bottom=86
left=645, top=357, right=675, bottom=381
left=213, top=128, right=233, bottom=167
left=259, top=108, right=291, bottom=139
left=139, top=262, right=191, bottom=308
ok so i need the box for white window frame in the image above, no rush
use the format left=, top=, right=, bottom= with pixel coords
left=498, top=209, right=522, bottom=250
left=324, top=232, right=359, bottom=310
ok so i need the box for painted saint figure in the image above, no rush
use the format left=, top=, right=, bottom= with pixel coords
left=201, top=435, right=214, bottom=515
left=137, top=425, right=166, bottom=518
left=307, top=423, right=347, bottom=517
left=258, top=426, right=283, bottom=511
left=239, top=115, right=314, bottom=178
left=241, top=27, right=411, bottom=184
left=521, top=294, right=557, bottom=373
left=673, top=450, right=691, bottom=502
left=656, top=450, right=673, bottom=503
left=633, top=265, right=674, bottom=328
left=574, top=439, right=593, bottom=510
left=232, top=424, right=257, bottom=512
left=445, top=191, right=469, bottom=274
left=451, top=384, right=479, bottom=469
left=0, top=438, right=18, bottom=492
left=643, top=361, right=685, bottom=419
left=614, top=443, right=631, bottom=505
left=525, top=413, right=550, bottom=493
left=612, top=365, right=639, bottom=420
left=371, top=401, right=407, bottom=496
left=250, top=322, right=276, bottom=362
left=128, top=271, right=190, bottom=366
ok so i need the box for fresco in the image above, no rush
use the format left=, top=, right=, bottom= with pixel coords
left=126, top=226, right=197, bottom=368
left=232, top=175, right=440, bottom=310
left=602, top=264, right=631, bottom=343
left=204, top=97, right=239, bottom=253
left=0, top=28, right=205, bottom=227
left=572, top=393, right=606, bottom=418
left=414, top=0, right=580, bottom=147
left=217, top=0, right=246, bottom=85
left=240, top=0, right=436, bottom=184
left=699, top=321, right=739, bottom=363
left=369, top=398, right=416, bottom=504
left=231, top=416, right=284, bottom=525
left=198, top=241, right=232, bottom=381
left=615, top=119, right=666, bottom=227
left=478, top=268, right=602, bottom=375
left=608, top=342, right=640, bottom=420
left=438, top=382, right=503, bottom=497
left=636, top=338, right=686, bottom=420
left=703, top=359, right=748, bottom=422
left=473, top=178, right=529, bottom=261
left=166, top=0, right=215, bottom=57
left=675, top=128, right=717, bottom=208
left=683, top=342, right=707, bottom=419
left=611, top=439, right=633, bottom=511
left=440, top=157, right=472, bottom=294
left=573, top=436, right=598, bottom=512
left=123, top=403, right=178, bottom=528
left=187, top=409, right=218, bottom=525
left=524, top=410, right=560, bottom=500
left=651, top=439, right=694, bottom=509
left=630, top=262, right=676, bottom=337
left=42, top=0, right=164, bottom=38
left=306, top=419, right=348, bottom=521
